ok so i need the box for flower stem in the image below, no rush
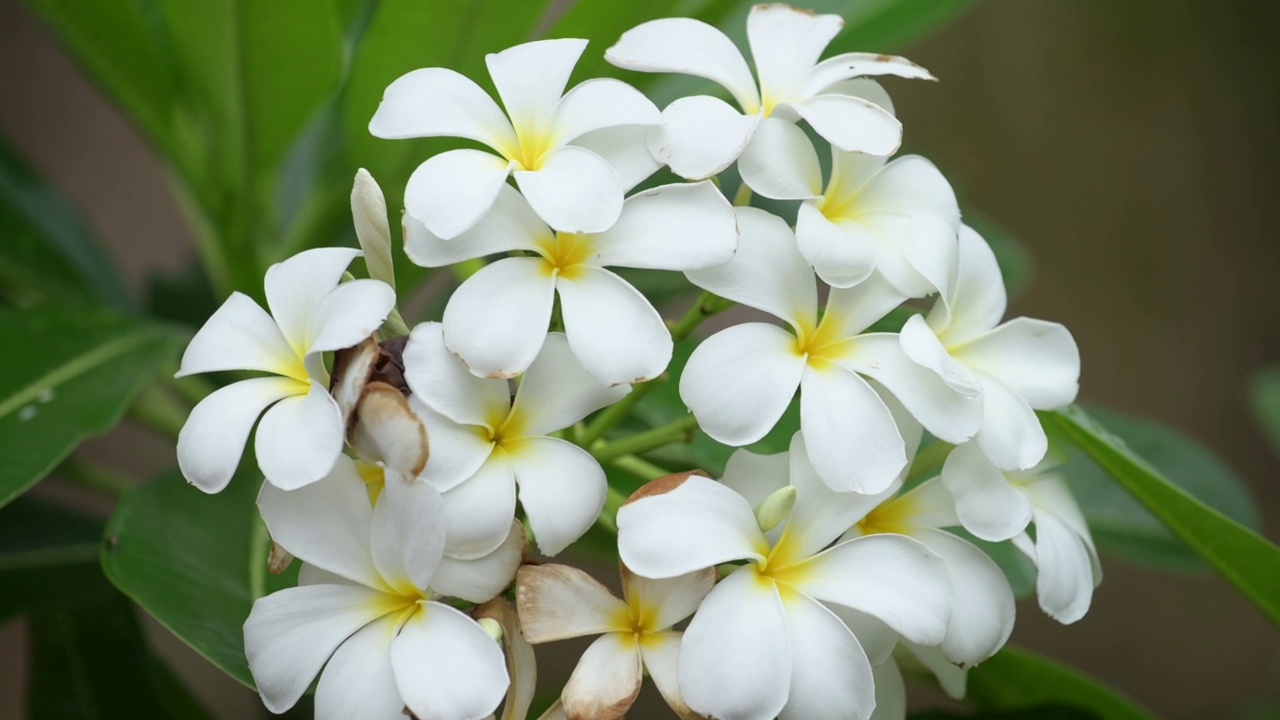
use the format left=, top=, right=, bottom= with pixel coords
left=609, top=454, right=670, bottom=481
left=733, top=183, right=753, bottom=207
left=592, top=415, right=699, bottom=464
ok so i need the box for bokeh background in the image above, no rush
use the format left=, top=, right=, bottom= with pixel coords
left=1, top=0, right=1278, bottom=717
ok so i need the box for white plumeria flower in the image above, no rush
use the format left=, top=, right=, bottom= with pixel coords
left=943, top=442, right=1102, bottom=624
left=617, top=434, right=952, bottom=720
left=681, top=207, right=980, bottom=494
left=246, top=458, right=525, bottom=720
left=403, top=324, right=629, bottom=557
left=516, top=563, right=714, bottom=720
left=474, top=598, right=538, bottom=720
left=901, top=225, right=1081, bottom=470
left=370, top=38, right=661, bottom=239
left=605, top=4, right=933, bottom=182
left=176, top=247, right=395, bottom=492
left=405, top=181, right=736, bottom=385
left=866, top=646, right=967, bottom=720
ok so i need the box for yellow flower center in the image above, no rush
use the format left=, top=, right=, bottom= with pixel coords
left=502, top=122, right=556, bottom=172
left=857, top=494, right=918, bottom=536
left=792, top=311, right=855, bottom=370
left=535, top=232, right=596, bottom=281
left=356, top=459, right=386, bottom=505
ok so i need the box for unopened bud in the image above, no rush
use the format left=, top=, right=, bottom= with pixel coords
left=477, top=617, right=504, bottom=643
left=753, top=485, right=797, bottom=533
left=352, top=168, right=395, bottom=289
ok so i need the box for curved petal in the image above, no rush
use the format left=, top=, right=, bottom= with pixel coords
left=516, top=563, right=629, bottom=643
left=558, top=267, right=670, bottom=385
left=914, top=528, right=1014, bottom=665
left=605, top=18, right=759, bottom=111
left=369, top=67, right=517, bottom=149
left=433, top=521, right=524, bottom=603
left=349, top=383, right=429, bottom=477
left=859, top=155, right=960, bottom=222
left=648, top=96, right=758, bottom=180
left=828, top=606, right=898, bottom=667
left=680, top=323, right=806, bottom=446
left=897, top=315, right=981, bottom=395
left=901, top=215, right=961, bottom=300
left=793, top=93, right=902, bottom=155
left=509, top=437, right=607, bottom=556
left=473, top=598, right=538, bottom=720
left=443, top=257, right=556, bottom=379
left=622, top=565, right=717, bottom=632
left=869, top=658, right=906, bottom=720
left=679, top=571, right=790, bottom=720
left=441, top=453, right=518, bottom=560
left=778, top=534, right=950, bottom=647
left=738, top=117, right=823, bottom=200
left=721, top=447, right=792, bottom=509
left=404, top=185, right=549, bottom=268
left=825, top=146, right=888, bottom=204
left=405, top=149, right=512, bottom=240
left=795, top=201, right=877, bottom=289
left=973, top=373, right=1049, bottom=471
left=592, top=181, right=737, bottom=271
left=639, top=632, right=697, bottom=720
left=258, top=456, right=380, bottom=588
left=801, top=52, right=934, bottom=98
left=800, top=365, right=906, bottom=494
left=685, top=207, right=816, bottom=326
left=904, top=641, right=968, bottom=699
left=954, top=318, right=1081, bottom=410
left=747, top=3, right=842, bottom=100
left=573, top=125, right=661, bottom=192
left=244, top=584, right=393, bottom=714
left=487, top=38, right=587, bottom=132
left=552, top=77, right=661, bottom=144
left=562, top=634, right=642, bottom=720
left=1030, top=508, right=1096, bottom=624
left=780, top=432, right=891, bottom=558
left=264, top=247, right=361, bottom=354
left=391, top=601, right=509, bottom=720
left=255, top=381, right=345, bottom=491
left=855, top=214, right=939, bottom=298
left=177, top=293, right=296, bottom=377
left=825, top=78, right=896, bottom=116
left=778, top=593, right=875, bottom=720
left=314, top=614, right=404, bottom=720
left=931, top=225, right=1006, bottom=343
left=307, top=279, right=395, bottom=354
left=372, top=475, right=446, bottom=592
left=941, top=441, right=1033, bottom=542
left=404, top=322, right=511, bottom=427
left=820, top=271, right=909, bottom=338
left=514, top=146, right=623, bottom=234
left=414, top=401, right=494, bottom=491
left=509, top=332, right=630, bottom=437
left=617, top=474, right=767, bottom=578
left=177, top=377, right=297, bottom=493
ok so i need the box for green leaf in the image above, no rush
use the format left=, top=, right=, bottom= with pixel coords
left=0, top=308, right=182, bottom=507
left=103, top=470, right=297, bottom=689
left=824, top=0, right=979, bottom=54
left=965, top=211, right=1035, bottom=298
left=1249, top=366, right=1280, bottom=456
left=0, top=498, right=110, bottom=621
left=967, top=646, right=1153, bottom=720
left=1047, top=406, right=1280, bottom=626
left=0, top=134, right=131, bottom=309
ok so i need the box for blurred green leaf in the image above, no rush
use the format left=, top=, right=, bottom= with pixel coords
left=0, top=308, right=182, bottom=507
left=0, top=497, right=109, bottom=621
left=910, top=708, right=1097, bottom=720
left=0, top=135, right=131, bottom=309
left=1047, top=406, right=1280, bottom=626
left=967, top=646, right=1153, bottom=720
left=825, top=0, right=978, bottom=54
left=966, top=211, right=1035, bottom=298
left=1249, top=366, right=1280, bottom=456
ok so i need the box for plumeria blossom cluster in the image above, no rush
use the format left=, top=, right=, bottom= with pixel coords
left=174, top=5, right=1094, bottom=719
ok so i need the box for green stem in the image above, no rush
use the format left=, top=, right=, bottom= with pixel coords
left=59, top=457, right=136, bottom=496
left=128, top=384, right=190, bottom=439
left=593, top=415, right=699, bottom=464
left=609, top=454, right=670, bottom=481
left=905, top=439, right=954, bottom=486
left=249, top=515, right=269, bottom=600
left=732, top=183, right=753, bottom=207
left=670, top=291, right=734, bottom=343
left=596, top=486, right=629, bottom=534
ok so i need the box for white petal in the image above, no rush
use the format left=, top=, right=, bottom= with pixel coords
left=622, top=565, right=717, bottom=631
left=685, top=206, right=817, bottom=326
left=349, top=383, right=428, bottom=477
left=778, top=594, right=875, bottom=720
left=897, top=314, right=981, bottom=395
left=514, top=146, right=623, bottom=234
left=255, top=381, right=345, bottom=490
left=509, top=437, right=607, bottom=556
left=738, top=118, right=823, bottom=200
left=795, top=201, right=877, bottom=289
left=552, top=77, right=661, bottom=144
left=369, top=67, right=517, bottom=149
left=314, top=614, right=404, bottom=720
left=781, top=432, right=890, bottom=557
left=562, top=633, right=642, bottom=720
left=404, top=185, right=549, bottom=268
left=509, top=332, right=630, bottom=437
left=793, top=94, right=902, bottom=156
left=592, top=181, right=737, bottom=271
left=617, top=474, right=767, bottom=578
left=828, top=606, right=898, bottom=667
left=308, top=279, right=395, bottom=354
left=903, top=641, right=968, bottom=699
left=816, top=268, right=907, bottom=338
left=648, top=96, right=759, bottom=180
left=638, top=632, right=696, bottom=720
left=443, top=257, right=556, bottom=379
left=264, top=247, right=362, bottom=355
left=1030, top=508, right=1096, bottom=624
left=558, top=267, right=671, bottom=385
left=825, top=147, right=888, bottom=203
left=721, top=448, right=792, bottom=510
left=913, top=528, right=1014, bottom=666
left=845, top=332, right=982, bottom=445
left=901, top=215, right=961, bottom=300
left=869, top=658, right=906, bottom=720
left=516, top=563, right=629, bottom=643
left=954, top=318, right=1081, bottom=410
left=405, top=322, right=511, bottom=427
left=442, top=453, right=518, bottom=560
left=680, top=323, right=806, bottom=446
left=679, top=571, right=789, bottom=720
left=801, top=53, right=934, bottom=98
left=433, top=521, right=525, bottom=603
left=780, top=534, right=950, bottom=646
left=887, top=476, right=961, bottom=530
left=415, top=401, right=495, bottom=490
left=405, top=149, right=512, bottom=240
left=799, top=365, right=906, bottom=494
left=941, top=441, right=1033, bottom=542
left=931, top=225, right=1006, bottom=343
left=244, top=584, right=392, bottom=713
left=825, top=78, right=896, bottom=117
left=573, top=125, right=661, bottom=192
left=473, top=598, right=538, bottom=720
left=371, top=475, right=447, bottom=592
left=973, top=373, right=1049, bottom=471
left=487, top=38, right=587, bottom=132
left=177, top=377, right=297, bottom=493
left=391, top=601, right=509, bottom=720
left=855, top=215, right=942, bottom=297
left=258, top=456, right=381, bottom=588
left=860, top=155, right=960, bottom=221
left=605, top=18, right=759, bottom=111
left=747, top=4, right=842, bottom=103
left=177, top=293, right=297, bottom=377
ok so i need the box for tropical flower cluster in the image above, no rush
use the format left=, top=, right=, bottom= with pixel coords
left=174, top=5, right=1093, bottom=719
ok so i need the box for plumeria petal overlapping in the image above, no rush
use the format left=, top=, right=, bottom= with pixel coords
left=174, top=5, right=1092, bottom=720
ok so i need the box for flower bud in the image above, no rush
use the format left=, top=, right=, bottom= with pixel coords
left=753, top=485, right=797, bottom=533
left=477, top=617, right=504, bottom=643
left=351, top=168, right=395, bottom=289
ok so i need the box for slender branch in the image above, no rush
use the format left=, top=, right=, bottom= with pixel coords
left=732, top=183, right=753, bottom=207
left=592, top=415, right=699, bottom=464
left=609, top=454, right=670, bottom=481
left=670, top=291, right=734, bottom=343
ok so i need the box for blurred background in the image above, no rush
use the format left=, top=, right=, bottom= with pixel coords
left=1, top=0, right=1278, bottom=718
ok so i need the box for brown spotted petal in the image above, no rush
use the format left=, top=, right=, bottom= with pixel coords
left=350, top=381, right=429, bottom=477
left=330, top=335, right=380, bottom=428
